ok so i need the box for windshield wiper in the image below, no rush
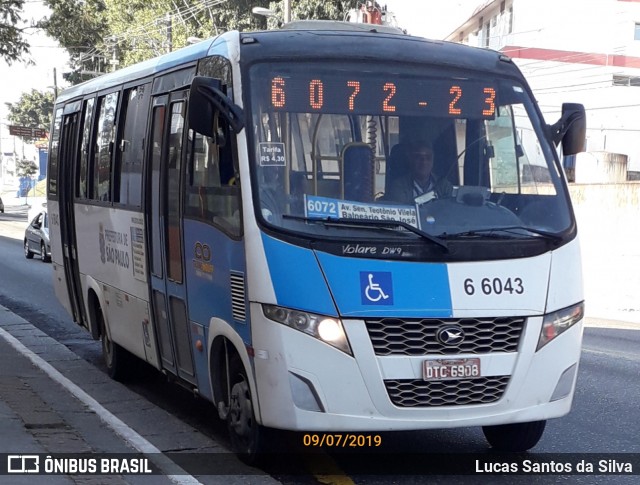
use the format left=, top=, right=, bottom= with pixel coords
left=442, top=225, right=563, bottom=242
left=282, top=214, right=448, bottom=251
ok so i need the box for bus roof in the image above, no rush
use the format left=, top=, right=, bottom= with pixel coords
left=238, top=27, right=514, bottom=76
left=54, top=35, right=229, bottom=104
left=55, top=23, right=517, bottom=104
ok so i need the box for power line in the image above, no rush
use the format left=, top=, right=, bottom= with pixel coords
left=74, top=0, right=229, bottom=73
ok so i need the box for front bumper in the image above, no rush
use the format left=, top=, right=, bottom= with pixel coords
left=251, top=304, right=584, bottom=431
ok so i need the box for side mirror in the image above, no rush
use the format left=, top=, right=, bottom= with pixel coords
left=548, top=103, right=586, bottom=156
left=188, top=76, right=244, bottom=136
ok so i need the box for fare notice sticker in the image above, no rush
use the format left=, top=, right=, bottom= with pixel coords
left=258, top=142, right=286, bottom=166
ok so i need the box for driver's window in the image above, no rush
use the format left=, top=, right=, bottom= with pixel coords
left=189, top=55, right=241, bottom=236
left=487, top=105, right=557, bottom=196
left=185, top=124, right=241, bottom=237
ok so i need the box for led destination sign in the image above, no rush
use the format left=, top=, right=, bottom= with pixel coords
left=267, top=73, right=497, bottom=118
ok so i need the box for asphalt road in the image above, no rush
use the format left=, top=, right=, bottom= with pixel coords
left=1, top=204, right=639, bottom=484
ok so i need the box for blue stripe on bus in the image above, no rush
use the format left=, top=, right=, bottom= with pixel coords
left=261, top=234, right=337, bottom=316
left=315, top=251, right=453, bottom=318
left=183, top=219, right=250, bottom=343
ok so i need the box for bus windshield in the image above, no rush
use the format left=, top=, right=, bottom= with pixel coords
left=248, top=61, right=572, bottom=241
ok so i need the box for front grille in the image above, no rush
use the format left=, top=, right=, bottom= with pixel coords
left=385, top=376, right=510, bottom=407
left=366, top=317, right=525, bottom=355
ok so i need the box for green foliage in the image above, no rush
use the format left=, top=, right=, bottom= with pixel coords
left=39, top=0, right=108, bottom=83
left=40, top=0, right=364, bottom=80
left=5, top=90, right=55, bottom=143
left=0, top=0, right=30, bottom=64
left=266, top=0, right=359, bottom=27
left=16, top=158, right=38, bottom=179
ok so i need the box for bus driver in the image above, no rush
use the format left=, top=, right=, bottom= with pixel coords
left=386, top=140, right=452, bottom=204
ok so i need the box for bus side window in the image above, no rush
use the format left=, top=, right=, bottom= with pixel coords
left=77, top=98, right=95, bottom=199
left=185, top=118, right=241, bottom=237
left=115, top=84, right=150, bottom=207
left=92, top=91, right=119, bottom=202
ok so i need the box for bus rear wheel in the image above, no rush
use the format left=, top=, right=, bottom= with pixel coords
left=97, top=306, right=130, bottom=381
left=227, top=354, right=267, bottom=462
left=482, top=420, right=546, bottom=452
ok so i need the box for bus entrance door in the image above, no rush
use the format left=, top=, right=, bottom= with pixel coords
left=58, top=111, right=87, bottom=327
left=147, top=93, right=196, bottom=385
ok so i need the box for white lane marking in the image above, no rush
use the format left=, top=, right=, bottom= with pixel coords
left=0, top=326, right=202, bottom=485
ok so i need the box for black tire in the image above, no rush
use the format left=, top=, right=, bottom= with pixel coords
left=482, top=420, right=546, bottom=452
left=24, top=240, right=34, bottom=259
left=40, top=242, right=50, bottom=263
left=227, top=354, right=268, bottom=462
left=97, top=305, right=131, bottom=381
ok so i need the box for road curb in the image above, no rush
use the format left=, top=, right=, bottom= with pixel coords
left=0, top=304, right=280, bottom=484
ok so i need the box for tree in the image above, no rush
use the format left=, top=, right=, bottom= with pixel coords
left=40, top=0, right=362, bottom=78
left=5, top=90, right=55, bottom=143
left=0, top=0, right=30, bottom=64
left=40, top=0, right=273, bottom=75
left=16, top=158, right=38, bottom=178
left=39, top=0, right=108, bottom=84
left=16, top=158, right=38, bottom=204
left=103, top=0, right=276, bottom=67
left=267, top=0, right=359, bottom=27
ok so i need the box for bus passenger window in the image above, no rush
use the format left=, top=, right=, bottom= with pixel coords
left=48, top=108, right=63, bottom=197
left=115, top=85, right=149, bottom=207
left=77, top=98, right=95, bottom=199
left=92, top=92, right=119, bottom=202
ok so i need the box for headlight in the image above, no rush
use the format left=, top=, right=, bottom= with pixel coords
left=537, top=302, right=584, bottom=351
left=262, top=304, right=352, bottom=355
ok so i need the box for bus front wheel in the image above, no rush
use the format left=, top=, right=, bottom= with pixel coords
left=482, top=420, right=546, bottom=452
left=227, top=354, right=267, bottom=461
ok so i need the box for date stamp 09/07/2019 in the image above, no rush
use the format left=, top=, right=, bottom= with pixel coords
left=302, top=434, right=382, bottom=448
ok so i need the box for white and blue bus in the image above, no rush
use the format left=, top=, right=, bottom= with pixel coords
left=48, top=21, right=586, bottom=456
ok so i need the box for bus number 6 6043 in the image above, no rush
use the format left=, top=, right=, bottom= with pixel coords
left=463, top=277, right=524, bottom=296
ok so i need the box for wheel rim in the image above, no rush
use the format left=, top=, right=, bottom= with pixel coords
left=41, top=243, right=46, bottom=261
left=229, top=378, right=255, bottom=446
left=24, top=241, right=29, bottom=257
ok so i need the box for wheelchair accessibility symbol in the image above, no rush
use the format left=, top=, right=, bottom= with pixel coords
left=360, top=271, right=393, bottom=305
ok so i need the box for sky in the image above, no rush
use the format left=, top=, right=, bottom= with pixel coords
left=0, top=0, right=482, bottom=113
left=382, top=0, right=480, bottom=39
left=0, top=1, right=69, bottom=118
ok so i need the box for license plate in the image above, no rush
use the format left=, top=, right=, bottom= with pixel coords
left=423, top=358, right=481, bottom=381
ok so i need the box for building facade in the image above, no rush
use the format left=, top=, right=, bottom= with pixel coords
left=446, top=0, right=640, bottom=177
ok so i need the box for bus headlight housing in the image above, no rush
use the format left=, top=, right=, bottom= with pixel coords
left=262, top=304, right=352, bottom=355
left=537, top=302, right=584, bottom=351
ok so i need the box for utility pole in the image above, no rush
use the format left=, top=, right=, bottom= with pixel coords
left=107, top=37, right=120, bottom=72
left=53, top=68, right=58, bottom=97
left=284, top=0, right=291, bottom=23
left=166, top=13, right=173, bottom=53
